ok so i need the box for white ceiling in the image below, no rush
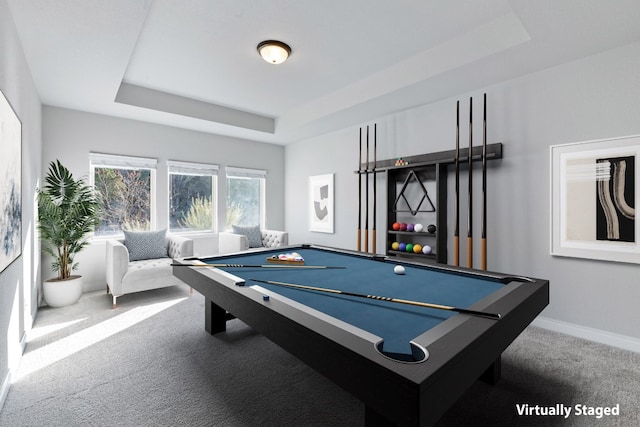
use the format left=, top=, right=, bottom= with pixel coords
left=7, top=0, right=640, bottom=144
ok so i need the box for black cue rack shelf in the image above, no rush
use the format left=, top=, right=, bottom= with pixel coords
left=357, top=143, right=502, bottom=264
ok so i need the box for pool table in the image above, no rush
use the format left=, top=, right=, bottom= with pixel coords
left=173, top=244, right=548, bottom=426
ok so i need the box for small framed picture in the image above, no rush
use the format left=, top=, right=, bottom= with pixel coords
left=550, top=135, right=640, bottom=264
left=309, top=174, right=334, bottom=233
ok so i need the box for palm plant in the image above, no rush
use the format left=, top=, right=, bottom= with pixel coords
left=37, top=160, right=99, bottom=280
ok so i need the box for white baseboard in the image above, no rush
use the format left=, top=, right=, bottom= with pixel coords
left=532, top=316, right=640, bottom=353
left=0, top=370, right=10, bottom=413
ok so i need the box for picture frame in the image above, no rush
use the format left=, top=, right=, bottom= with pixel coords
left=550, top=135, right=640, bottom=264
left=309, top=174, right=334, bottom=233
left=0, top=88, right=22, bottom=274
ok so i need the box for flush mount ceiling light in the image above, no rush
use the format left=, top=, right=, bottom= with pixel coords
left=257, top=40, right=291, bottom=64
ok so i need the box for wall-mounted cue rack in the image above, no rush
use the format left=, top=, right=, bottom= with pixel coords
left=356, top=140, right=503, bottom=264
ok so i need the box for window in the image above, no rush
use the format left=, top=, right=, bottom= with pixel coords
left=90, top=153, right=156, bottom=236
left=168, top=161, right=218, bottom=233
left=226, top=167, right=266, bottom=228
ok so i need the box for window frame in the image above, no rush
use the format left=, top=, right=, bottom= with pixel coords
left=225, top=166, right=267, bottom=230
left=89, top=153, right=157, bottom=238
left=167, top=160, right=219, bottom=235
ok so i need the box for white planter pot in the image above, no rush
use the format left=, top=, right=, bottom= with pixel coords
left=43, top=275, right=83, bottom=307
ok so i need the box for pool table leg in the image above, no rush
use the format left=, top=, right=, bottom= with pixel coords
left=205, top=298, right=228, bottom=334
left=479, top=355, right=501, bottom=385
left=364, top=406, right=395, bottom=427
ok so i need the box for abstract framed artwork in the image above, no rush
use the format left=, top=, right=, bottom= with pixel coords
left=0, top=88, right=22, bottom=274
left=309, top=174, right=334, bottom=233
left=550, top=135, right=639, bottom=264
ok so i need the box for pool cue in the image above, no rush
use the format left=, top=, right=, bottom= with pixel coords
left=364, top=125, right=370, bottom=253
left=250, top=278, right=501, bottom=320
left=357, top=128, right=362, bottom=251
left=454, top=100, right=460, bottom=267
left=467, top=97, right=473, bottom=269
left=481, top=93, right=487, bottom=271
left=172, top=264, right=346, bottom=269
left=372, top=123, right=377, bottom=254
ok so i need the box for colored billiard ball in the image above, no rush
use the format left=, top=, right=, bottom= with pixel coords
left=406, top=223, right=414, bottom=232
left=422, top=245, right=432, bottom=254
left=391, top=241, right=400, bottom=251
left=427, top=224, right=436, bottom=233
left=405, top=243, right=414, bottom=253
left=414, top=223, right=423, bottom=232
left=413, top=244, right=422, bottom=254
left=398, top=243, right=407, bottom=252
left=393, top=265, right=405, bottom=275
left=392, top=222, right=400, bottom=231
left=399, top=223, right=408, bottom=231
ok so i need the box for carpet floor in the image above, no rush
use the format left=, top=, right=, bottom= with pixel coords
left=0, top=286, right=638, bottom=426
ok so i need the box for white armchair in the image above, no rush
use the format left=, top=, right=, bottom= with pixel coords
left=106, top=235, right=194, bottom=308
left=219, top=229, right=288, bottom=254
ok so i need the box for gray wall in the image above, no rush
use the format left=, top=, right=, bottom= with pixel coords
left=42, top=107, right=285, bottom=291
left=0, top=0, right=42, bottom=408
left=285, top=41, right=640, bottom=347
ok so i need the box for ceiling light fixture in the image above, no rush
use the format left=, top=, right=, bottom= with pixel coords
left=257, top=40, right=291, bottom=64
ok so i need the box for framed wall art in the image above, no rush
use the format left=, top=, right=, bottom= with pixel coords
left=550, top=135, right=639, bottom=264
left=309, top=174, right=334, bottom=233
left=0, top=88, right=22, bottom=274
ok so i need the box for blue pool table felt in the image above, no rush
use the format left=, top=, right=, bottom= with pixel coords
left=207, top=248, right=503, bottom=356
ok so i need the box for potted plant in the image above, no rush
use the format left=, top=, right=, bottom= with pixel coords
left=37, top=160, right=99, bottom=307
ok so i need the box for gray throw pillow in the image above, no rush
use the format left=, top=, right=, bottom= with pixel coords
left=123, top=229, right=168, bottom=261
left=232, top=225, right=262, bottom=248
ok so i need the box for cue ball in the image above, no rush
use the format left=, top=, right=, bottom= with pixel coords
left=422, top=245, right=432, bottom=254
left=427, top=224, right=436, bottom=233
left=394, top=265, right=405, bottom=275
left=414, top=223, right=423, bottom=232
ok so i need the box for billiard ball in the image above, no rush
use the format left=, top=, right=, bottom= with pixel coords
left=406, top=223, right=414, bottom=232
left=393, top=265, right=405, bottom=275
left=391, top=241, right=400, bottom=251
left=413, top=244, right=422, bottom=254
left=398, top=243, right=406, bottom=252
left=392, top=222, right=400, bottom=231
left=414, top=223, right=423, bottom=232
left=405, top=243, right=414, bottom=253
left=427, top=224, right=436, bottom=233
left=422, top=245, right=432, bottom=254
left=399, top=223, right=408, bottom=231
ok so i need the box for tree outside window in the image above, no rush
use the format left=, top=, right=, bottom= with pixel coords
left=168, top=161, right=217, bottom=233
left=226, top=167, right=266, bottom=228
left=90, top=154, right=156, bottom=236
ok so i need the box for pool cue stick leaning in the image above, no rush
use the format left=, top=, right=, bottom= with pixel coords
left=481, top=93, right=488, bottom=271
left=357, top=128, right=362, bottom=251
left=172, top=263, right=346, bottom=269
left=454, top=100, right=460, bottom=266
left=364, top=125, right=370, bottom=253
left=249, top=278, right=501, bottom=320
left=372, top=123, right=377, bottom=254
left=467, top=97, right=473, bottom=269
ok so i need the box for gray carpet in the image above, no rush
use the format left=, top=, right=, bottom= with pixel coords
left=0, top=287, right=638, bottom=426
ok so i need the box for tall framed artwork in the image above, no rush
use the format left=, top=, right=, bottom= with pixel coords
left=550, top=135, right=639, bottom=264
left=309, top=174, right=334, bottom=233
left=0, top=88, right=22, bottom=274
